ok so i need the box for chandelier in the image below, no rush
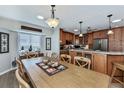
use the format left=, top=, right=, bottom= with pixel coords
left=79, top=21, right=83, bottom=37
left=46, top=5, right=59, bottom=28
left=107, top=14, right=114, bottom=35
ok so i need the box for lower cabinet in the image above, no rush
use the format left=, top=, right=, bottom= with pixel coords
left=69, top=51, right=77, bottom=64
left=92, top=53, right=107, bottom=74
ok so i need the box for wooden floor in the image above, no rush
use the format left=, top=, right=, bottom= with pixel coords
left=0, top=70, right=19, bottom=88
left=0, top=69, right=122, bottom=88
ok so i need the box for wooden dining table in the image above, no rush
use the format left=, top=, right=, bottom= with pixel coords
left=22, top=57, right=110, bottom=88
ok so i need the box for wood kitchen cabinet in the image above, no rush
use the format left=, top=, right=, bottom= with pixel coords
left=93, top=30, right=108, bottom=39
left=108, top=27, right=123, bottom=52
left=69, top=51, right=77, bottom=64
left=60, top=28, right=75, bottom=45
left=87, top=33, right=93, bottom=49
left=83, top=34, right=88, bottom=45
left=92, top=53, right=107, bottom=74
left=75, top=35, right=84, bottom=45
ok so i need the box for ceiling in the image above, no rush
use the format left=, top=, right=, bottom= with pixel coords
left=0, top=5, right=124, bottom=34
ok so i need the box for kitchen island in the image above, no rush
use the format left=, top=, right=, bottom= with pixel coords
left=68, top=49, right=124, bottom=82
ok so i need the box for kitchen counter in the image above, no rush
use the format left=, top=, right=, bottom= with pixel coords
left=69, top=49, right=124, bottom=80
left=69, top=49, right=124, bottom=55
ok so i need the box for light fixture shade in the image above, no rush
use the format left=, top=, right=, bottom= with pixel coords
left=107, top=30, right=114, bottom=35
left=79, top=33, right=83, bottom=37
left=46, top=18, right=59, bottom=28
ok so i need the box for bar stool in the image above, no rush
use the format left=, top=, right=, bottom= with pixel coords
left=60, top=54, right=71, bottom=64
left=74, top=56, right=91, bottom=69
left=110, top=62, right=124, bottom=87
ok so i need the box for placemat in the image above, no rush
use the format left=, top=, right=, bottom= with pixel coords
left=36, top=62, right=68, bottom=76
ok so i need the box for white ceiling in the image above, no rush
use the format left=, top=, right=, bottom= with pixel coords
left=0, top=5, right=124, bottom=34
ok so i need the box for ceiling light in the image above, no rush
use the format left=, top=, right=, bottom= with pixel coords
left=112, top=19, right=122, bottom=23
left=107, top=14, right=114, bottom=35
left=37, top=15, right=44, bottom=20
left=46, top=5, right=59, bottom=28
left=79, top=21, right=83, bottom=37
left=107, top=30, right=114, bottom=35
left=79, top=33, right=83, bottom=37
left=74, top=29, right=78, bottom=32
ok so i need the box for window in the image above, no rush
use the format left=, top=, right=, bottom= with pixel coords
left=18, top=33, right=41, bottom=51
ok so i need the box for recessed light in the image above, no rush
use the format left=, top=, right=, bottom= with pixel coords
left=37, top=15, right=44, bottom=20
left=115, top=25, right=119, bottom=27
left=112, top=19, right=122, bottom=23
left=74, top=29, right=78, bottom=32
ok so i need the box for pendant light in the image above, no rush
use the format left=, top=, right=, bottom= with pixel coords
left=107, top=14, right=114, bottom=35
left=46, top=5, right=59, bottom=28
left=79, top=21, right=83, bottom=37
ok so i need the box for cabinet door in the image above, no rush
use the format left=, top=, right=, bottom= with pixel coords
left=69, top=51, right=77, bottom=64
left=93, top=53, right=107, bottom=74
left=88, top=33, right=93, bottom=44
left=93, top=32, right=100, bottom=39
left=108, top=28, right=123, bottom=52
left=100, top=30, right=108, bottom=38
left=62, top=32, right=66, bottom=44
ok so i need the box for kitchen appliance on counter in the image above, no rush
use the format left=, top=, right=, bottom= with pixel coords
left=93, top=39, right=108, bottom=51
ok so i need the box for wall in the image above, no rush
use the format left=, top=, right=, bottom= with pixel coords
left=0, top=28, right=17, bottom=74
left=51, top=28, right=60, bottom=54
left=0, top=16, right=60, bottom=75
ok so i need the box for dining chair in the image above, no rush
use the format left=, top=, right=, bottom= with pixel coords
left=60, top=54, right=71, bottom=64
left=16, top=58, right=30, bottom=83
left=15, top=69, right=30, bottom=88
left=74, top=56, right=91, bottom=69
left=26, top=51, right=38, bottom=59
left=109, top=62, right=124, bottom=87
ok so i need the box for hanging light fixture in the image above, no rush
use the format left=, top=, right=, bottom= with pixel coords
left=107, top=14, right=114, bottom=35
left=79, top=21, right=83, bottom=37
left=46, top=5, right=59, bottom=28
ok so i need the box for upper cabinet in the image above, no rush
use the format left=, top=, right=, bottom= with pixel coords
left=108, top=27, right=124, bottom=52
left=60, top=28, right=75, bottom=45
left=93, top=30, right=108, bottom=39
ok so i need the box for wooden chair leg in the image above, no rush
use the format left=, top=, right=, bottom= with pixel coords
left=75, top=60, right=82, bottom=66
left=88, top=62, right=90, bottom=70
left=109, top=65, right=117, bottom=87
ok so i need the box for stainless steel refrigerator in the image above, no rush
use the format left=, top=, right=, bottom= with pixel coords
left=93, top=39, right=108, bottom=51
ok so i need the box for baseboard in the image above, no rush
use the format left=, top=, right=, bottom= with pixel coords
left=0, top=67, right=17, bottom=76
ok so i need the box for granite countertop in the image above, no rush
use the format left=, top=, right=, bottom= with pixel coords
left=69, top=49, right=124, bottom=55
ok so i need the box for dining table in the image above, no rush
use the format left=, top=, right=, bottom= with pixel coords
left=22, top=57, right=110, bottom=88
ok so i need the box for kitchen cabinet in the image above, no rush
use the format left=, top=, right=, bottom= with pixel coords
left=69, top=51, right=77, bottom=64
left=83, top=34, right=88, bottom=45
left=60, top=29, right=75, bottom=45
left=75, top=35, right=84, bottom=45
left=108, top=27, right=123, bottom=52
left=92, top=53, right=107, bottom=74
left=87, top=33, right=93, bottom=49
left=93, top=30, right=108, bottom=39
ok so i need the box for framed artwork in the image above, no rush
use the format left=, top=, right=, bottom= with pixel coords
left=46, top=37, right=51, bottom=50
left=0, top=32, right=9, bottom=53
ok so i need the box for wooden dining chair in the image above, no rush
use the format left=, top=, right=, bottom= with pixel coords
left=109, top=62, right=124, bottom=87
left=26, top=52, right=38, bottom=59
left=60, top=54, right=71, bottom=64
left=15, top=69, right=30, bottom=88
left=74, top=56, right=91, bottom=69
left=16, top=58, right=30, bottom=83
